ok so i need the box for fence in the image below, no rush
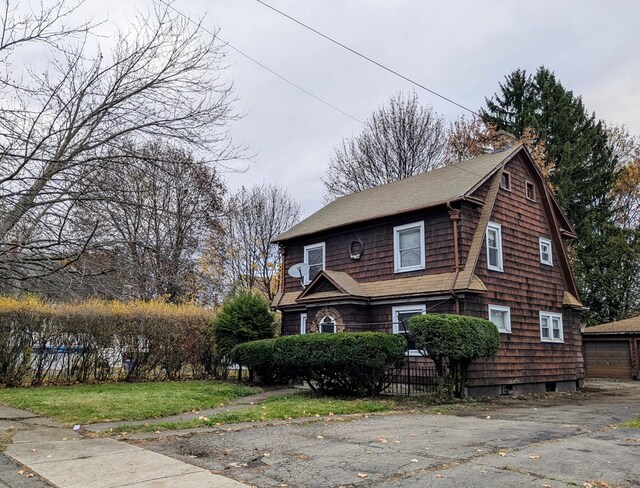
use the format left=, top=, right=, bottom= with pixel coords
left=383, top=357, right=439, bottom=395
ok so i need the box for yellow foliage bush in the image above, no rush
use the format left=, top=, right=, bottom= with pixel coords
left=0, top=297, right=218, bottom=386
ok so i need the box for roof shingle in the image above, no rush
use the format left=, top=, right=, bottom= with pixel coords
left=274, top=146, right=522, bottom=242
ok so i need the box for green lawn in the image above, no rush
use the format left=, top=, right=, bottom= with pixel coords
left=0, top=381, right=260, bottom=425
left=113, top=392, right=393, bottom=433
left=624, top=418, right=640, bottom=428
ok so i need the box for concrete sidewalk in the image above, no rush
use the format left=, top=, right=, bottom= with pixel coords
left=0, top=407, right=248, bottom=487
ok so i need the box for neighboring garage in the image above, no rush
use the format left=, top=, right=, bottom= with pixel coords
left=583, top=316, right=640, bottom=380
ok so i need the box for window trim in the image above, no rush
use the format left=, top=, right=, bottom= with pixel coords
left=300, top=313, right=307, bottom=335
left=318, top=315, right=336, bottom=334
left=486, top=221, right=504, bottom=272
left=393, top=221, right=426, bottom=273
left=539, top=237, right=553, bottom=266
left=392, top=304, right=426, bottom=356
left=525, top=180, right=536, bottom=201
left=303, top=242, right=325, bottom=285
left=500, top=171, right=512, bottom=191
left=488, top=304, right=511, bottom=334
left=539, top=311, right=564, bottom=343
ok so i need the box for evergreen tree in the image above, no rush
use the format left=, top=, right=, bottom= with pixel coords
left=482, top=67, right=637, bottom=324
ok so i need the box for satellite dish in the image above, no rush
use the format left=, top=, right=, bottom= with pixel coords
left=288, top=262, right=310, bottom=279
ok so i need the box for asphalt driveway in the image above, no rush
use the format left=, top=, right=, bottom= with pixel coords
left=130, top=381, right=640, bottom=487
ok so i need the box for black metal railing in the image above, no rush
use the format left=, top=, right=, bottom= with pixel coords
left=383, top=359, right=438, bottom=395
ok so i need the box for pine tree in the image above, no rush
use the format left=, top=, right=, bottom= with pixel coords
left=482, top=67, right=637, bottom=324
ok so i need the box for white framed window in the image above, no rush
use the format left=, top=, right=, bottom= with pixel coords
left=393, top=221, right=425, bottom=273
left=392, top=304, right=426, bottom=356
left=539, top=237, right=553, bottom=266
left=540, top=311, right=563, bottom=343
left=488, top=305, right=511, bottom=334
left=303, top=242, right=325, bottom=284
left=486, top=222, right=503, bottom=272
left=300, top=313, right=307, bottom=334
left=319, top=315, right=336, bottom=333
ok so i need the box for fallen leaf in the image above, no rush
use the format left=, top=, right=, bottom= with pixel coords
left=357, top=473, right=368, bottom=478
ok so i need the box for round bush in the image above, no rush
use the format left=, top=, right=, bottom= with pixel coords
left=408, top=313, right=500, bottom=397
left=211, top=291, right=276, bottom=359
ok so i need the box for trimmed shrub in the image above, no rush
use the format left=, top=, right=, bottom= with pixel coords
left=231, top=332, right=406, bottom=396
left=211, top=291, right=276, bottom=365
left=409, top=313, right=500, bottom=398
left=0, top=296, right=217, bottom=386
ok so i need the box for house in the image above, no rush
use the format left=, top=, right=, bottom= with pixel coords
left=272, top=145, right=585, bottom=395
left=583, top=317, right=640, bottom=380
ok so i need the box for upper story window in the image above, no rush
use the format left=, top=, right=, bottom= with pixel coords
left=525, top=181, right=536, bottom=201
left=393, top=221, right=425, bottom=273
left=540, top=311, right=563, bottom=343
left=486, top=222, right=503, bottom=272
left=303, top=242, right=325, bottom=284
left=488, top=304, right=511, bottom=333
left=539, top=237, right=553, bottom=266
left=392, top=304, right=426, bottom=356
left=500, top=171, right=511, bottom=191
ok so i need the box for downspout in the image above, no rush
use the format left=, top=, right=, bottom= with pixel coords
left=447, top=203, right=461, bottom=315
left=279, top=244, right=286, bottom=336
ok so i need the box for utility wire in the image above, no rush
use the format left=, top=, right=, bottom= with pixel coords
left=254, top=0, right=479, bottom=116
left=161, top=0, right=490, bottom=180
left=159, top=0, right=364, bottom=124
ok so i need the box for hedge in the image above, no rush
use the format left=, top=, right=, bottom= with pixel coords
left=231, top=332, right=406, bottom=396
left=0, top=296, right=218, bottom=386
left=409, top=313, right=500, bottom=398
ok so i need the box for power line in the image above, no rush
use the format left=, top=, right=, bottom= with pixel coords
left=254, top=0, right=479, bottom=116
left=160, top=0, right=489, bottom=181
left=159, top=0, right=364, bottom=124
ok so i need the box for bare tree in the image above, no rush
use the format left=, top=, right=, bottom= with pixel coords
left=322, top=92, right=448, bottom=201
left=225, top=184, right=300, bottom=301
left=0, top=0, right=241, bottom=291
left=607, top=124, right=640, bottom=230
left=61, top=140, right=225, bottom=303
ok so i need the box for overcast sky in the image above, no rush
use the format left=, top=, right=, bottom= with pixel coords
left=67, top=1, right=640, bottom=216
